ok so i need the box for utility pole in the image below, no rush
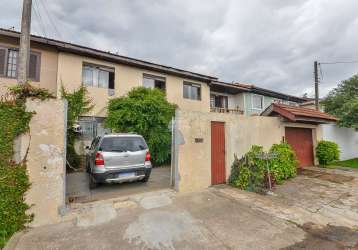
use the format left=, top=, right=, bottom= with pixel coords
left=18, top=0, right=32, bottom=85
left=314, top=61, right=319, bottom=110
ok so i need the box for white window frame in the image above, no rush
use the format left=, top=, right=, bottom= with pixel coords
left=142, top=73, right=166, bottom=91
left=82, top=63, right=114, bottom=89
left=0, top=46, right=41, bottom=81
left=251, top=94, right=264, bottom=110
left=183, top=82, right=201, bottom=101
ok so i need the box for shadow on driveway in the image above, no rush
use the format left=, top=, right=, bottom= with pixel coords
left=66, top=166, right=171, bottom=203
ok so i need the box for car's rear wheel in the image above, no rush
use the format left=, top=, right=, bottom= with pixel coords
left=89, top=175, right=98, bottom=189
left=141, top=173, right=150, bottom=182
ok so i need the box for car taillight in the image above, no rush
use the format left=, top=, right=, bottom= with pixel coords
left=95, top=152, right=105, bottom=166
left=145, top=151, right=151, bottom=162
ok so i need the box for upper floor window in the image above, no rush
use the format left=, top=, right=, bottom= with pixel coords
left=183, top=82, right=201, bottom=100
left=143, top=73, right=166, bottom=91
left=210, top=94, right=228, bottom=109
left=82, top=63, right=115, bottom=90
left=7, top=49, right=17, bottom=77
left=0, top=47, right=41, bottom=81
left=252, top=94, right=264, bottom=110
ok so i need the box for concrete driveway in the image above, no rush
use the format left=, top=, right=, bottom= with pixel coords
left=7, top=167, right=358, bottom=250
left=66, top=166, right=171, bottom=202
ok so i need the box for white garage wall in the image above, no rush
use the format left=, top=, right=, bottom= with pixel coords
left=322, top=124, right=358, bottom=160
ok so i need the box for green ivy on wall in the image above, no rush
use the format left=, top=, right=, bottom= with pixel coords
left=0, top=83, right=54, bottom=248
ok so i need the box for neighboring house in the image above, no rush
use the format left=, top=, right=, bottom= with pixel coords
left=209, top=81, right=306, bottom=115
left=0, top=28, right=306, bottom=139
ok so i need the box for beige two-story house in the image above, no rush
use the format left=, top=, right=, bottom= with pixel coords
left=0, top=28, right=309, bottom=139
left=0, top=28, right=219, bottom=137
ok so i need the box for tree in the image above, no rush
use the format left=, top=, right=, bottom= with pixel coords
left=323, top=74, right=358, bottom=129
left=105, top=87, right=176, bottom=165
left=61, top=86, right=94, bottom=169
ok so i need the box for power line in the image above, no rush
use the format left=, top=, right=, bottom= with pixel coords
left=32, top=0, right=48, bottom=37
left=37, top=0, right=63, bottom=39
left=320, top=60, right=358, bottom=65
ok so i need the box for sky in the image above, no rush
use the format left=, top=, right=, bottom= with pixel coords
left=1, top=0, right=358, bottom=98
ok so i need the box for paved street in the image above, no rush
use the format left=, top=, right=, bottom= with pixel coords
left=6, top=167, right=358, bottom=250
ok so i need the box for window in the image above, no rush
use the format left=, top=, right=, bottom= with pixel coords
left=210, top=94, right=228, bottom=108
left=0, top=47, right=41, bottom=81
left=7, top=49, right=17, bottom=78
left=143, top=73, right=166, bottom=91
left=28, top=53, right=41, bottom=81
left=82, top=63, right=115, bottom=90
left=252, top=94, right=264, bottom=110
left=99, top=137, right=148, bottom=152
left=183, top=82, right=201, bottom=100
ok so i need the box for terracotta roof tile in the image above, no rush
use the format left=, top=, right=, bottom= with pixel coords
left=272, top=103, right=338, bottom=122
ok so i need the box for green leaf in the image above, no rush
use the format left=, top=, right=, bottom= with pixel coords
left=105, top=87, right=176, bottom=165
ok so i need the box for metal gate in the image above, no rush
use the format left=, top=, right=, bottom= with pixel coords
left=285, top=127, right=314, bottom=167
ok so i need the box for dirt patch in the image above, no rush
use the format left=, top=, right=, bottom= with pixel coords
left=300, top=169, right=354, bottom=184
left=282, top=223, right=358, bottom=250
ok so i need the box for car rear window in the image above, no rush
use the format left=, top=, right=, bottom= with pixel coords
left=99, top=137, right=148, bottom=152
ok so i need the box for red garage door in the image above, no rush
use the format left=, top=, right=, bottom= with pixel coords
left=211, top=122, right=226, bottom=185
left=285, top=127, right=314, bottom=168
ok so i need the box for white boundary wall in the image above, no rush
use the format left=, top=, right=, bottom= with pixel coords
left=322, top=124, right=358, bottom=160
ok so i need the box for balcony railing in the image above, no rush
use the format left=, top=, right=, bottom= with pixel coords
left=210, top=107, right=244, bottom=114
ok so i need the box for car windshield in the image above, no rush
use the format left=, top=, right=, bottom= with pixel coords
left=99, top=137, right=148, bottom=152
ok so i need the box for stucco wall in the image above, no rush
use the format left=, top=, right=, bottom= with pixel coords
left=24, top=99, right=67, bottom=227
left=322, top=124, right=358, bottom=160
left=174, top=110, right=322, bottom=192
left=57, top=52, right=210, bottom=117
left=0, top=36, right=59, bottom=97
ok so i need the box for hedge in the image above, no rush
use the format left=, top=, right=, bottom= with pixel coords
left=316, top=140, right=340, bottom=166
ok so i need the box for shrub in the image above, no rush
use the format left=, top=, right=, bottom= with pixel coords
left=269, top=143, right=298, bottom=184
left=229, top=146, right=267, bottom=192
left=229, top=143, right=298, bottom=193
left=105, top=87, right=176, bottom=165
left=61, top=86, right=94, bottom=169
left=316, top=140, right=340, bottom=166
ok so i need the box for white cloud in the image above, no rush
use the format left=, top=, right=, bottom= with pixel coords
left=1, top=0, right=357, bottom=98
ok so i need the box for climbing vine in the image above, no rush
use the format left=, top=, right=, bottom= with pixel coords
left=61, top=85, right=93, bottom=170
left=0, top=83, right=54, bottom=248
